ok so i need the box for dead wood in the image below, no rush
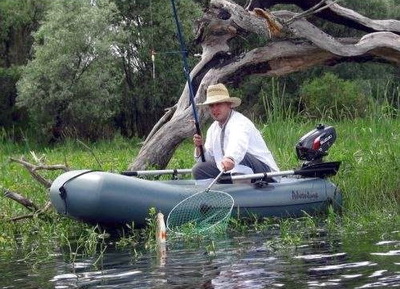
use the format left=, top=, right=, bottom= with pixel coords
left=128, top=0, right=400, bottom=171
left=4, top=190, right=39, bottom=212
left=9, top=156, right=69, bottom=188
left=3, top=189, right=53, bottom=222
left=3, top=155, right=70, bottom=222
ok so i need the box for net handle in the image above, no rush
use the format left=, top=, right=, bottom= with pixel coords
left=205, top=170, right=225, bottom=192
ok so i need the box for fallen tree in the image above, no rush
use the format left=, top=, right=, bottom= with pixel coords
left=2, top=153, right=69, bottom=222
left=3, top=1, right=400, bottom=218
left=128, top=0, right=400, bottom=170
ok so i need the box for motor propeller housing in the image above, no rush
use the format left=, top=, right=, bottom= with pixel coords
left=296, top=124, right=337, bottom=163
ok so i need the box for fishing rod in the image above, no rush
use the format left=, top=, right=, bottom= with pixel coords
left=170, top=0, right=205, bottom=162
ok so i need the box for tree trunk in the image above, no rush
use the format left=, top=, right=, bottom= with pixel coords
left=128, top=0, right=400, bottom=171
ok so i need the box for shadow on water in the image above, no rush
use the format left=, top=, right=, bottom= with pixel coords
left=1, top=228, right=400, bottom=288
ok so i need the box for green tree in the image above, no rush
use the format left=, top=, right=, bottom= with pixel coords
left=15, top=0, right=202, bottom=140
left=17, top=0, right=123, bottom=141
left=0, top=0, right=50, bottom=130
left=112, top=0, right=202, bottom=137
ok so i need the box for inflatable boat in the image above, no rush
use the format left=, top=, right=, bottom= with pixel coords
left=49, top=125, right=342, bottom=228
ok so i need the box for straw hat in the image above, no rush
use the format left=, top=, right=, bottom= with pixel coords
left=198, top=83, right=241, bottom=108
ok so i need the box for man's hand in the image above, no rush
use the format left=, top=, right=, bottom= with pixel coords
left=193, top=134, right=203, bottom=147
left=221, top=157, right=235, bottom=171
left=193, top=134, right=205, bottom=159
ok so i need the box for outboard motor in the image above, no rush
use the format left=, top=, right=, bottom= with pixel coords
left=296, top=124, right=336, bottom=165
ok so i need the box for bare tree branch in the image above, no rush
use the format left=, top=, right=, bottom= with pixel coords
left=3, top=155, right=70, bottom=222
left=246, top=0, right=400, bottom=33
left=127, top=0, right=400, bottom=170
left=284, top=0, right=340, bottom=24
left=4, top=190, right=39, bottom=212
left=9, top=156, right=69, bottom=188
left=2, top=187, right=53, bottom=222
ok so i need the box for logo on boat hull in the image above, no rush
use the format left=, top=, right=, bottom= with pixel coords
left=291, top=190, right=319, bottom=200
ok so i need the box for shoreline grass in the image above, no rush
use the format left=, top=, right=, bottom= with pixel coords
left=0, top=117, right=399, bottom=256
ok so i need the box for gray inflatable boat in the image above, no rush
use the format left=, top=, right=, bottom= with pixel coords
left=49, top=125, right=342, bottom=228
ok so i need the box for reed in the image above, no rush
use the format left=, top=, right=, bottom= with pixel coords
left=333, top=118, right=400, bottom=213
left=259, top=77, right=298, bottom=123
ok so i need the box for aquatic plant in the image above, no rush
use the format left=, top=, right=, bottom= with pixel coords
left=0, top=117, right=399, bottom=259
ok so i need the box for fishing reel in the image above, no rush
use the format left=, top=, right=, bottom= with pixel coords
left=296, top=124, right=336, bottom=165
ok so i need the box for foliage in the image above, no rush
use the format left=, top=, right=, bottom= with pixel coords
left=297, top=0, right=400, bottom=38
left=342, top=0, right=400, bottom=20
left=299, top=72, right=370, bottom=120
left=111, top=0, right=202, bottom=137
left=356, top=76, right=400, bottom=118
left=0, top=117, right=399, bottom=262
left=330, top=118, right=400, bottom=212
left=234, top=63, right=399, bottom=124
left=0, top=0, right=50, bottom=132
left=0, top=0, right=399, bottom=141
left=231, top=76, right=298, bottom=124
left=0, top=0, right=50, bottom=66
left=13, top=0, right=202, bottom=141
left=0, top=67, right=28, bottom=130
left=16, top=0, right=123, bottom=142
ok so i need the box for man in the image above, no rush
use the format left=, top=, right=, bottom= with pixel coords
left=192, top=83, right=279, bottom=182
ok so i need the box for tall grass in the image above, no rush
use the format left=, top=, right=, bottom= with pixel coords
left=0, top=116, right=399, bottom=256
left=265, top=118, right=400, bottom=215
left=257, top=75, right=399, bottom=217
left=259, top=77, right=299, bottom=123
left=362, top=78, right=400, bottom=119
left=333, top=118, right=400, bottom=213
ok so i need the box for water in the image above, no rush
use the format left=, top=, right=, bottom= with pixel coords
left=1, top=229, right=399, bottom=288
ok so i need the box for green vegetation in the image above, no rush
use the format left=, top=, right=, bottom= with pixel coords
left=1, top=0, right=400, bottom=143
left=17, top=0, right=123, bottom=141
left=1, top=117, right=399, bottom=262
left=299, top=72, right=369, bottom=119
left=1, top=0, right=399, bottom=268
left=10, top=0, right=202, bottom=141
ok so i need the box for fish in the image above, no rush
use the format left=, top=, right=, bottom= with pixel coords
left=156, top=212, right=167, bottom=244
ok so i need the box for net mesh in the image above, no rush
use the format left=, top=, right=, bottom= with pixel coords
left=166, top=190, right=234, bottom=234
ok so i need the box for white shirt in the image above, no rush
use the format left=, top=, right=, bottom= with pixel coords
left=195, top=110, right=279, bottom=172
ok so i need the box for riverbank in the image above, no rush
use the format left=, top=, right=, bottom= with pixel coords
left=0, top=117, right=399, bottom=254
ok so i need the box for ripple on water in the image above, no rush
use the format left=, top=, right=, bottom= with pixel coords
left=3, top=229, right=400, bottom=288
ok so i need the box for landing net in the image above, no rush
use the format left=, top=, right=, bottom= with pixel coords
left=166, top=190, right=234, bottom=234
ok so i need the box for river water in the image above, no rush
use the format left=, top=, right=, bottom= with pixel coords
left=1, top=228, right=399, bottom=288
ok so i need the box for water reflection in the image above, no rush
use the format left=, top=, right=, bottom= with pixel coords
left=1, top=230, right=399, bottom=288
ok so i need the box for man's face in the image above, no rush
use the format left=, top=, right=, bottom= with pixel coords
left=208, top=102, right=232, bottom=123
